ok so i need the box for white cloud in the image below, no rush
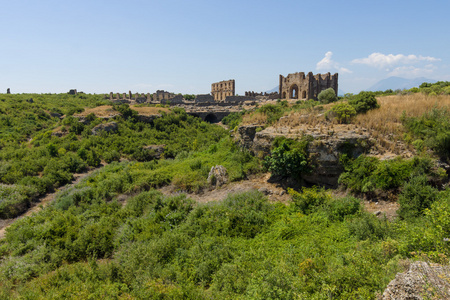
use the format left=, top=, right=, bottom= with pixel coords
left=388, top=64, right=437, bottom=78
left=352, top=53, right=440, bottom=69
left=316, top=51, right=352, bottom=74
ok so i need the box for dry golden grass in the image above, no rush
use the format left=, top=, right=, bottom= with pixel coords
left=241, top=112, right=268, bottom=125
left=75, top=105, right=118, bottom=117
left=266, top=94, right=450, bottom=156
left=354, top=94, right=450, bottom=137
left=131, top=106, right=170, bottom=116
left=74, top=105, right=171, bottom=118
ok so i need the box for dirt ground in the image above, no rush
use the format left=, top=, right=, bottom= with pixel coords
left=159, top=173, right=291, bottom=204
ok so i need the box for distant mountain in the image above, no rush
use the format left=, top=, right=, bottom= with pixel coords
left=367, top=77, right=437, bottom=92
left=265, top=86, right=279, bottom=93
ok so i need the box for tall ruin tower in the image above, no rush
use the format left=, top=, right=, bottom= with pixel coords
left=211, top=79, right=235, bottom=101
left=279, top=72, right=338, bottom=100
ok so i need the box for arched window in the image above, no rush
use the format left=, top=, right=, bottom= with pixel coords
left=289, top=85, right=299, bottom=99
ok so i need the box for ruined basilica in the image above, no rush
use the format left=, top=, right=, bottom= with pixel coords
left=103, top=71, right=338, bottom=107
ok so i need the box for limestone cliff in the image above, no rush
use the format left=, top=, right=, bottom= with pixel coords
left=235, top=124, right=372, bottom=187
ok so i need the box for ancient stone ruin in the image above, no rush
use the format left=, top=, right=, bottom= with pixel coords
left=68, top=89, right=78, bottom=95
left=6, top=88, right=10, bottom=94
left=279, top=72, right=338, bottom=100
left=245, top=91, right=280, bottom=100
left=211, top=79, right=235, bottom=101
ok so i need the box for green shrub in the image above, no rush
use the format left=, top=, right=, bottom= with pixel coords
left=263, top=137, right=309, bottom=178
left=318, top=88, right=337, bottom=103
left=348, top=91, right=380, bottom=113
left=221, top=111, right=245, bottom=129
left=330, top=102, right=357, bottom=124
left=339, top=156, right=436, bottom=194
left=0, top=184, right=38, bottom=218
left=403, top=107, right=450, bottom=159
left=86, top=150, right=101, bottom=167
left=103, top=150, right=121, bottom=163
left=398, top=175, right=439, bottom=220
left=347, top=212, right=390, bottom=240
left=326, top=196, right=361, bottom=221
left=289, top=187, right=332, bottom=214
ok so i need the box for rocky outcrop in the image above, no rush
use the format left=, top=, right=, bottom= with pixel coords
left=91, top=122, right=119, bottom=135
left=382, top=261, right=450, bottom=299
left=207, top=165, right=228, bottom=188
left=235, top=124, right=371, bottom=188
left=143, top=145, right=165, bottom=160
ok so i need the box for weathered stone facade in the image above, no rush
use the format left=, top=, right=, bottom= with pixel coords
left=279, top=72, right=338, bottom=100
left=153, top=90, right=175, bottom=102
left=245, top=91, right=279, bottom=100
left=211, top=79, right=235, bottom=101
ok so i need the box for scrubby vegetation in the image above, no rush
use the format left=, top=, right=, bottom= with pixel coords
left=0, top=94, right=257, bottom=218
left=1, top=88, right=450, bottom=299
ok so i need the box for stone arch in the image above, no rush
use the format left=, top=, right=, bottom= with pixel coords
left=204, top=113, right=218, bottom=123
left=302, top=90, right=307, bottom=99
left=289, top=84, right=299, bottom=99
left=282, top=91, right=286, bottom=99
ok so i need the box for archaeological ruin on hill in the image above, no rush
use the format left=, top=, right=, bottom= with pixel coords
left=101, top=71, right=338, bottom=107
left=279, top=72, right=338, bottom=100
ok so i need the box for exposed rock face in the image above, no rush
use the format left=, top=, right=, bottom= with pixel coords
left=207, top=165, right=228, bottom=187
left=143, top=145, right=165, bottom=160
left=91, top=122, right=119, bottom=136
left=382, top=261, right=450, bottom=300
left=235, top=124, right=371, bottom=188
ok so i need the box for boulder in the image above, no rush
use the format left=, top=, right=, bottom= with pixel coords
left=142, top=145, right=165, bottom=160
left=91, top=122, right=118, bottom=135
left=207, top=165, right=228, bottom=187
left=382, top=261, right=450, bottom=299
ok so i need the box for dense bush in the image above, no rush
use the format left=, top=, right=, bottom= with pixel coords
left=348, top=91, right=380, bottom=113
left=339, top=155, right=439, bottom=194
left=318, top=88, right=338, bottom=103
left=263, top=137, right=310, bottom=178
left=397, top=175, right=439, bottom=220
left=330, top=102, right=357, bottom=123
left=402, top=107, right=450, bottom=159
left=221, top=111, right=245, bottom=129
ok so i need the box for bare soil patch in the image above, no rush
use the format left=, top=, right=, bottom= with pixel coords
left=159, top=173, right=291, bottom=204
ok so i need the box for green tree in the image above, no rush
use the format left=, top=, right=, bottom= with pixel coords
left=349, top=91, right=379, bottom=113
left=318, top=88, right=337, bottom=103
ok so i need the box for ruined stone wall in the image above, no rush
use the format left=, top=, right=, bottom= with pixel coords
left=245, top=91, right=280, bottom=100
left=224, top=95, right=254, bottom=103
left=153, top=90, right=175, bottom=102
left=161, top=94, right=184, bottom=105
left=195, top=94, right=215, bottom=104
left=279, top=72, right=338, bottom=100
left=211, top=79, right=235, bottom=101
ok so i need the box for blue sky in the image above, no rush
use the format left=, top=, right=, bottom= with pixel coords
left=1, top=0, right=449, bottom=94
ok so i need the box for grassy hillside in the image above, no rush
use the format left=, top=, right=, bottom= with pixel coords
left=0, top=90, right=450, bottom=299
